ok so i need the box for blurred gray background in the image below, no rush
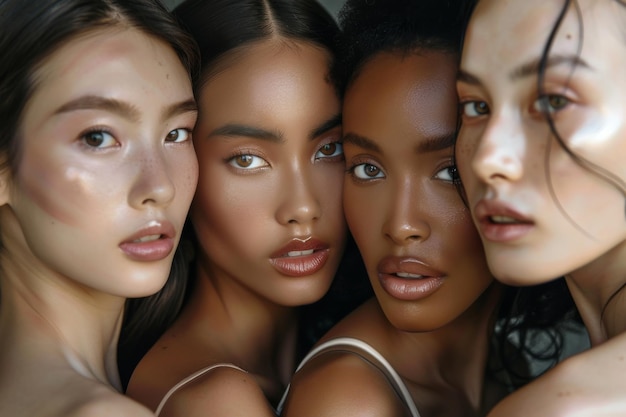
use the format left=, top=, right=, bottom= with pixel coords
left=163, top=0, right=346, bottom=17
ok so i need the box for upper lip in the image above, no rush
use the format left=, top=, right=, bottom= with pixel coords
left=121, top=220, right=175, bottom=244
left=473, top=199, right=533, bottom=224
left=378, top=256, right=444, bottom=278
left=270, top=237, right=328, bottom=258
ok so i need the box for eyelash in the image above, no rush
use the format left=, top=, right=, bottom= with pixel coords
left=433, top=162, right=460, bottom=184
left=315, top=140, right=344, bottom=162
left=225, top=150, right=270, bottom=171
left=78, top=127, right=119, bottom=151
left=346, top=159, right=385, bottom=183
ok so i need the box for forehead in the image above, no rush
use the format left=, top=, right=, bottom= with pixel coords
left=197, top=39, right=336, bottom=116
left=463, top=0, right=626, bottom=75
left=344, top=51, right=458, bottom=135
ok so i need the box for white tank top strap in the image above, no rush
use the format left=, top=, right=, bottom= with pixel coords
left=155, top=363, right=247, bottom=416
left=276, top=337, right=421, bottom=417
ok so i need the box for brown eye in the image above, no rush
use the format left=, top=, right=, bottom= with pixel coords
left=81, top=130, right=117, bottom=148
left=533, top=94, right=571, bottom=114
left=315, top=142, right=343, bottom=159
left=236, top=155, right=253, bottom=167
left=165, top=128, right=190, bottom=143
left=548, top=95, right=569, bottom=110
left=351, top=163, right=384, bottom=180
left=461, top=101, right=490, bottom=118
left=227, top=154, right=268, bottom=170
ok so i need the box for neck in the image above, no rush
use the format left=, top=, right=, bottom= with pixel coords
left=397, top=282, right=504, bottom=413
left=566, top=239, right=626, bottom=344
left=0, top=249, right=125, bottom=390
left=180, top=258, right=299, bottom=386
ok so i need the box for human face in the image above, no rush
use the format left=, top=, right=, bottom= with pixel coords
left=191, top=40, right=346, bottom=307
left=5, top=28, right=198, bottom=298
left=456, top=0, right=626, bottom=285
left=343, top=52, right=493, bottom=331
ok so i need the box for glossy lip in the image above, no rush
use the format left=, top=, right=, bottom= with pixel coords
left=473, top=199, right=534, bottom=243
left=377, top=256, right=445, bottom=301
left=119, top=221, right=176, bottom=262
left=269, top=237, right=330, bottom=277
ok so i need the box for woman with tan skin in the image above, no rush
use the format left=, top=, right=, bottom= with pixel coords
left=277, top=1, right=571, bottom=416
left=456, top=0, right=626, bottom=415
left=0, top=0, right=199, bottom=416
left=124, top=1, right=353, bottom=415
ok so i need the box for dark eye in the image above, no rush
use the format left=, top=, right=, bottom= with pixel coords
left=165, top=128, right=191, bottom=143
left=227, top=154, right=268, bottom=169
left=316, top=142, right=344, bottom=159
left=352, top=163, right=384, bottom=180
left=81, top=130, right=117, bottom=148
left=533, top=95, right=570, bottom=114
left=434, top=165, right=460, bottom=183
left=461, top=101, right=490, bottom=118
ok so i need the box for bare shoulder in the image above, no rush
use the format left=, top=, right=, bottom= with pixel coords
left=64, top=388, right=154, bottom=417
left=489, top=336, right=626, bottom=417
left=158, top=365, right=275, bottom=417
left=280, top=350, right=408, bottom=417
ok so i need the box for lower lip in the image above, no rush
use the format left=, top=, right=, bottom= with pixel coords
left=378, top=273, right=444, bottom=301
left=479, top=220, right=534, bottom=242
left=119, top=238, right=174, bottom=262
left=269, top=249, right=330, bottom=277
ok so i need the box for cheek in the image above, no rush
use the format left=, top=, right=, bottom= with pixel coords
left=455, top=130, right=481, bottom=192
left=171, top=150, right=199, bottom=209
left=15, top=150, right=103, bottom=227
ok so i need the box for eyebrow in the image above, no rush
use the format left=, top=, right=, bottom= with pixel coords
left=208, top=124, right=283, bottom=143
left=54, top=95, right=197, bottom=122
left=458, top=54, right=592, bottom=86
left=310, top=113, right=342, bottom=140
left=509, top=54, right=591, bottom=80
left=416, top=132, right=456, bottom=153
left=54, top=95, right=141, bottom=122
left=207, top=113, right=342, bottom=143
left=342, top=132, right=381, bottom=153
left=343, top=131, right=455, bottom=155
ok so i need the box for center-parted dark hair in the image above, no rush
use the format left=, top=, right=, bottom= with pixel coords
left=174, top=0, right=341, bottom=93
left=0, top=0, right=199, bottom=176
left=118, top=0, right=371, bottom=388
left=338, top=0, right=579, bottom=389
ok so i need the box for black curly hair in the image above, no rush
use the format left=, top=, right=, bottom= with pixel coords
left=334, top=0, right=581, bottom=390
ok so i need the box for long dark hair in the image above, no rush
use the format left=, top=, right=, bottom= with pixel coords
left=0, top=0, right=198, bottom=175
left=118, top=0, right=371, bottom=387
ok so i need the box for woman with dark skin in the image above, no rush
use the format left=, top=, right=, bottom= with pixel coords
left=0, top=0, right=199, bottom=415
left=277, top=1, right=574, bottom=416
left=456, top=0, right=626, bottom=415
left=124, top=1, right=359, bottom=416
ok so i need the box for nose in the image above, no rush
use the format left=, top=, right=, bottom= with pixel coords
left=383, top=176, right=430, bottom=246
left=472, top=112, right=524, bottom=185
left=128, top=148, right=176, bottom=209
left=275, top=168, right=322, bottom=226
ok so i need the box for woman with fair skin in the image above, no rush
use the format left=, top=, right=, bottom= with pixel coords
left=277, top=1, right=566, bottom=416
left=0, top=0, right=199, bottom=416
left=125, top=0, right=353, bottom=415
left=456, top=0, right=626, bottom=415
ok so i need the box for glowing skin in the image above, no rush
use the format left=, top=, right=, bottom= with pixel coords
left=8, top=28, right=198, bottom=298
left=457, top=0, right=626, bottom=349
left=191, top=39, right=346, bottom=307
left=343, top=51, right=493, bottom=331
left=456, top=0, right=626, bottom=293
